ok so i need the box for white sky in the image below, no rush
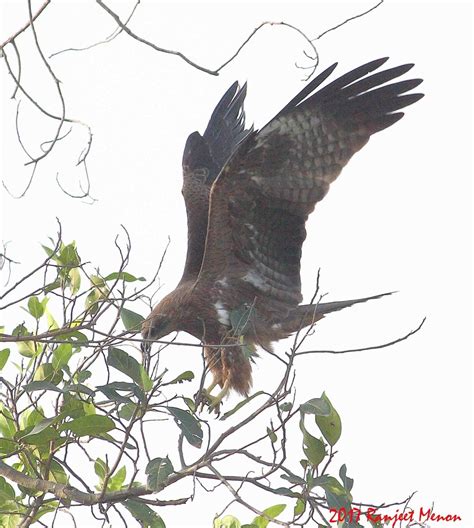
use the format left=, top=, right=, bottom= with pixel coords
left=1, top=1, right=473, bottom=527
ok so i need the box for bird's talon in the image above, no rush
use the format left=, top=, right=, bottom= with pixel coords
left=193, top=388, right=214, bottom=412
left=194, top=380, right=229, bottom=415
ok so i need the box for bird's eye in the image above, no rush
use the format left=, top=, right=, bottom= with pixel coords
left=148, top=315, right=170, bottom=340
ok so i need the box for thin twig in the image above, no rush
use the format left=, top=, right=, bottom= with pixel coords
left=0, top=0, right=51, bottom=50
left=295, top=318, right=426, bottom=356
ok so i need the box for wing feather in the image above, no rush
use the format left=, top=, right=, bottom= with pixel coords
left=195, top=59, right=423, bottom=322
left=179, top=83, right=252, bottom=283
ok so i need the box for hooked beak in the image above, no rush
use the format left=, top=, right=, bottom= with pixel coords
left=141, top=314, right=170, bottom=353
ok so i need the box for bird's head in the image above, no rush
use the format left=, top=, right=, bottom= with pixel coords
left=141, top=292, right=184, bottom=353
left=143, top=312, right=172, bottom=338
left=141, top=311, right=173, bottom=353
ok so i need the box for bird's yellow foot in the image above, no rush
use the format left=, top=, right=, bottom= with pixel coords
left=194, top=379, right=230, bottom=415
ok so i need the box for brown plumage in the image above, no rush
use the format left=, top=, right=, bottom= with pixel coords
left=142, top=58, right=423, bottom=406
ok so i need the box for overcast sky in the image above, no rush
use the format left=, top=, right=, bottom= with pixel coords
left=1, top=1, right=473, bottom=527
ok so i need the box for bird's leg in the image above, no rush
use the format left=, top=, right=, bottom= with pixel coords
left=195, top=377, right=220, bottom=411
left=208, top=378, right=231, bottom=414
left=204, top=378, right=219, bottom=395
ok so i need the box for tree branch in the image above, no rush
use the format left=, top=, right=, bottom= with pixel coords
left=0, top=0, right=51, bottom=51
left=295, top=318, right=426, bottom=356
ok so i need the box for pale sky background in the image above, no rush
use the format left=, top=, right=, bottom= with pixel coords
left=1, top=1, right=473, bottom=527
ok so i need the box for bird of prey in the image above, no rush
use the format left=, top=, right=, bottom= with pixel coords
left=141, top=57, right=423, bottom=409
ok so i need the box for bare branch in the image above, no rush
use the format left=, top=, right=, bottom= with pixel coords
left=50, top=0, right=141, bottom=58
left=0, top=0, right=51, bottom=51
left=295, top=318, right=426, bottom=356
left=313, top=0, right=384, bottom=41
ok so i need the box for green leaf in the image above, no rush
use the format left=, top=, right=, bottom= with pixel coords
left=21, top=416, right=60, bottom=437
left=97, top=385, right=134, bottom=405
left=0, top=476, right=15, bottom=506
left=267, top=426, right=277, bottom=444
left=12, top=325, right=38, bottom=357
left=0, top=349, right=10, bottom=370
left=146, top=457, right=174, bottom=490
left=167, top=370, right=194, bottom=384
left=310, top=475, right=350, bottom=499
left=60, top=415, right=115, bottom=437
left=230, top=304, right=255, bottom=336
left=17, top=340, right=40, bottom=358
left=280, top=472, right=306, bottom=486
left=19, top=425, right=60, bottom=445
left=279, top=402, right=293, bottom=412
left=122, top=499, right=166, bottom=528
left=241, top=342, right=259, bottom=362
left=299, top=415, right=326, bottom=468
left=61, top=395, right=87, bottom=419
left=252, top=504, right=286, bottom=528
left=48, top=461, right=68, bottom=486
left=27, top=296, right=45, bottom=319
left=120, top=307, right=145, bottom=331
left=183, top=397, right=196, bottom=412
left=0, top=438, right=17, bottom=455
left=314, top=393, right=341, bottom=446
left=76, top=370, right=92, bottom=383
left=119, top=403, right=139, bottom=421
left=24, top=381, right=64, bottom=393
left=34, top=501, right=61, bottom=521
left=12, top=323, right=28, bottom=337
left=20, top=408, right=44, bottom=431
left=86, top=276, right=110, bottom=313
left=339, top=464, right=354, bottom=493
left=60, top=329, right=88, bottom=344
left=33, top=363, right=63, bottom=385
left=44, top=306, right=59, bottom=329
left=0, top=405, right=16, bottom=439
left=59, top=242, right=80, bottom=267
left=99, top=432, right=136, bottom=450
left=294, top=498, right=306, bottom=516
left=105, top=272, right=145, bottom=282
left=168, top=407, right=203, bottom=448
left=325, top=488, right=352, bottom=512
left=272, top=487, right=300, bottom=498
left=41, top=243, right=55, bottom=258
left=44, top=280, right=62, bottom=293
left=69, top=268, right=81, bottom=295
left=99, top=381, right=145, bottom=402
left=221, top=391, right=265, bottom=420
left=62, top=383, right=94, bottom=396
left=108, top=465, right=127, bottom=491
left=85, top=289, right=101, bottom=313
left=107, top=347, right=152, bottom=392
left=214, top=515, right=241, bottom=528
left=94, top=458, right=108, bottom=482
left=300, top=397, right=331, bottom=416
left=52, top=343, right=73, bottom=371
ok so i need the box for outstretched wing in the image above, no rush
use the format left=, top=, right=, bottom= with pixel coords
left=179, top=82, right=252, bottom=283
left=196, top=58, right=423, bottom=321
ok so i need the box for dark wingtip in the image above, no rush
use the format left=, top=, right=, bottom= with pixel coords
left=364, top=57, right=390, bottom=71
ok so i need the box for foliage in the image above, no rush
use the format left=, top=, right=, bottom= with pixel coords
left=0, top=231, right=416, bottom=527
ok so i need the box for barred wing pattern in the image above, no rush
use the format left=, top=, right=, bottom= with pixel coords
left=179, top=82, right=252, bottom=283
left=197, top=58, right=423, bottom=321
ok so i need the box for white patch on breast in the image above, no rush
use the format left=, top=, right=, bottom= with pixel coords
left=216, top=277, right=229, bottom=288
left=214, top=301, right=230, bottom=326
left=271, top=323, right=282, bottom=330
left=242, top=270, right=266, bottom=289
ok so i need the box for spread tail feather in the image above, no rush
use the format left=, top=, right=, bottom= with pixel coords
left=280, top=291, right=394, bottom=334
